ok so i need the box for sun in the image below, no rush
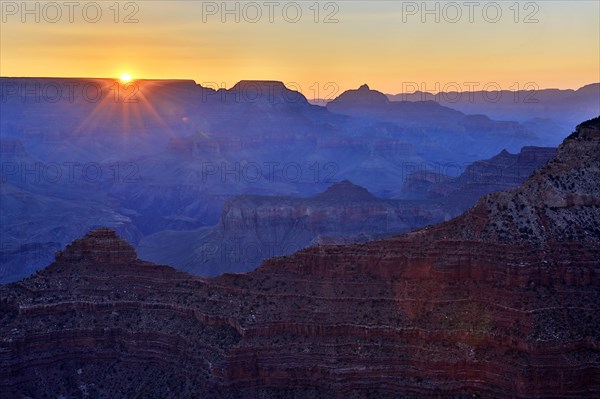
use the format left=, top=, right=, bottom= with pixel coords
left=120, top=73, right=132, bottom=83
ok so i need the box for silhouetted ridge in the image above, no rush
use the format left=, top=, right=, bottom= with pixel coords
left=231, top=80, right=287, bottom=91
left=228, top=80, right=308, bottom=104
left=330, top=84, right=389, bottom=105
left=314, top=180, right=377, bottom=202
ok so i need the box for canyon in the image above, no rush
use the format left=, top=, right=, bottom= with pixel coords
left=138, top=179, right=449, bottom=275
left=139, top=142, right=555, bottom=276
left=2, top=78, right=595, bottom=284
left=0, top=117, right=598, bottom=398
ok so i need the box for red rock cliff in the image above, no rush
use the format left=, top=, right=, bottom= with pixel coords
left=1, top=117, right=599, bottom=398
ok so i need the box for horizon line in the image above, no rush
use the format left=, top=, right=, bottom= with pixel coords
left=0, top=76, right=598, bottom=95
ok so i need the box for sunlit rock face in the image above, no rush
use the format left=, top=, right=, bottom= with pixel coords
left=1, top=117, right=599, bottom=398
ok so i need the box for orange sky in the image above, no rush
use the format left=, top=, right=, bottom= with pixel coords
left=1, top=1, right=598, bottom=95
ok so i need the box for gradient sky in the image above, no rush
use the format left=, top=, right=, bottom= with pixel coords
left=1, top=1, right=599, bottom=96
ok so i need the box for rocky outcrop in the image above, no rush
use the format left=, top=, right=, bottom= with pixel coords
left=402, top=146, right=557, bottom=213
left=1, top=118, right=599, bottom=398
left=426, top=117, right=600, bottom=244
left=328, top=84, right=464, bottom=125
left=227, top=80, right=309, bottom=105
left=328, top=83, right=390, bottom=106
left=138, top=180, right=449, bottom=275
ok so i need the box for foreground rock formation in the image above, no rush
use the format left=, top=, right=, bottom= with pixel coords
left=1, top=117, right=599, bottom=398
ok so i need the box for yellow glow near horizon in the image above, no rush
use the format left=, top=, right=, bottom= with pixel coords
left=120, top=74, right=132, bottom=83
left=0, top=1, right=598, bottom=93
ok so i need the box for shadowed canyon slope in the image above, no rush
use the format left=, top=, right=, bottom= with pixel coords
left=1, top=78, right=556, bottom=283
left=0, top=117, right=599, bottom=398
left=138, top=144, right=555, bottom=276
left=137, top=179, right=450, bottom=275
